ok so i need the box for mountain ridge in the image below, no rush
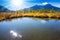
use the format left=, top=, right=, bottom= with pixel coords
left=24, top=4, right=60, bottom=11
left=0, top=4, right=60, bottom=12
left=0, top=5, right=10, bottom=12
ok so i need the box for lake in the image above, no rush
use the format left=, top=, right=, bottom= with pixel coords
left=0, top=17, right=60, bottom=40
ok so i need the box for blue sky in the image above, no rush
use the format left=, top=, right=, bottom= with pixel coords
left=0, top=0, right=60, bottom=11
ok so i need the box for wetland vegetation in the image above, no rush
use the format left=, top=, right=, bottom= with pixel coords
left=0, top=10, right=60, bottom=21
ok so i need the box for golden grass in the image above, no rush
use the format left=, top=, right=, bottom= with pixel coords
left=0, top=12, right=60, bottom=21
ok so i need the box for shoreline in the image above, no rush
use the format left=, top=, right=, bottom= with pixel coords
left=0, top=16, right=60, bottom=22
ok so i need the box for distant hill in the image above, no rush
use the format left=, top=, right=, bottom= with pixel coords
left=24, top=4, right=60, bottom=11
left=0, top=5, right=10, bottom=12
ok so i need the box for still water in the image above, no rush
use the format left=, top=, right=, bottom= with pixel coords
left=0, top=17, right=60, bottom=40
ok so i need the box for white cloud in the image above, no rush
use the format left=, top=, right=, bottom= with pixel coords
left=42, top=2, right=48, bottom=5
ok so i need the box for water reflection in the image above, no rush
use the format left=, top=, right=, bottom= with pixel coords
left=10, top=30, right=22, bottom=38
left=0, top=18, right=60, bottom=40
left=0, top=17, right=60, bottom=22
left=40, top=20, right=47, bottom=23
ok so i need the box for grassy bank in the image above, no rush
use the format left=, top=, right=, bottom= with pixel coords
left=0, top=12, right=60, bottom=21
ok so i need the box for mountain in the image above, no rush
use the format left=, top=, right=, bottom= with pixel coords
left=0, top=5, right=10, bottom=12
left=24, top=4, right=60, bottom=11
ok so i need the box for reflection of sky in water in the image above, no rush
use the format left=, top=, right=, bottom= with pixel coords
left=0, top=18, right=60, bottom=31
left=0, top=18, right=60, bottom=40
left=0, top=18, right=60, bottom=32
